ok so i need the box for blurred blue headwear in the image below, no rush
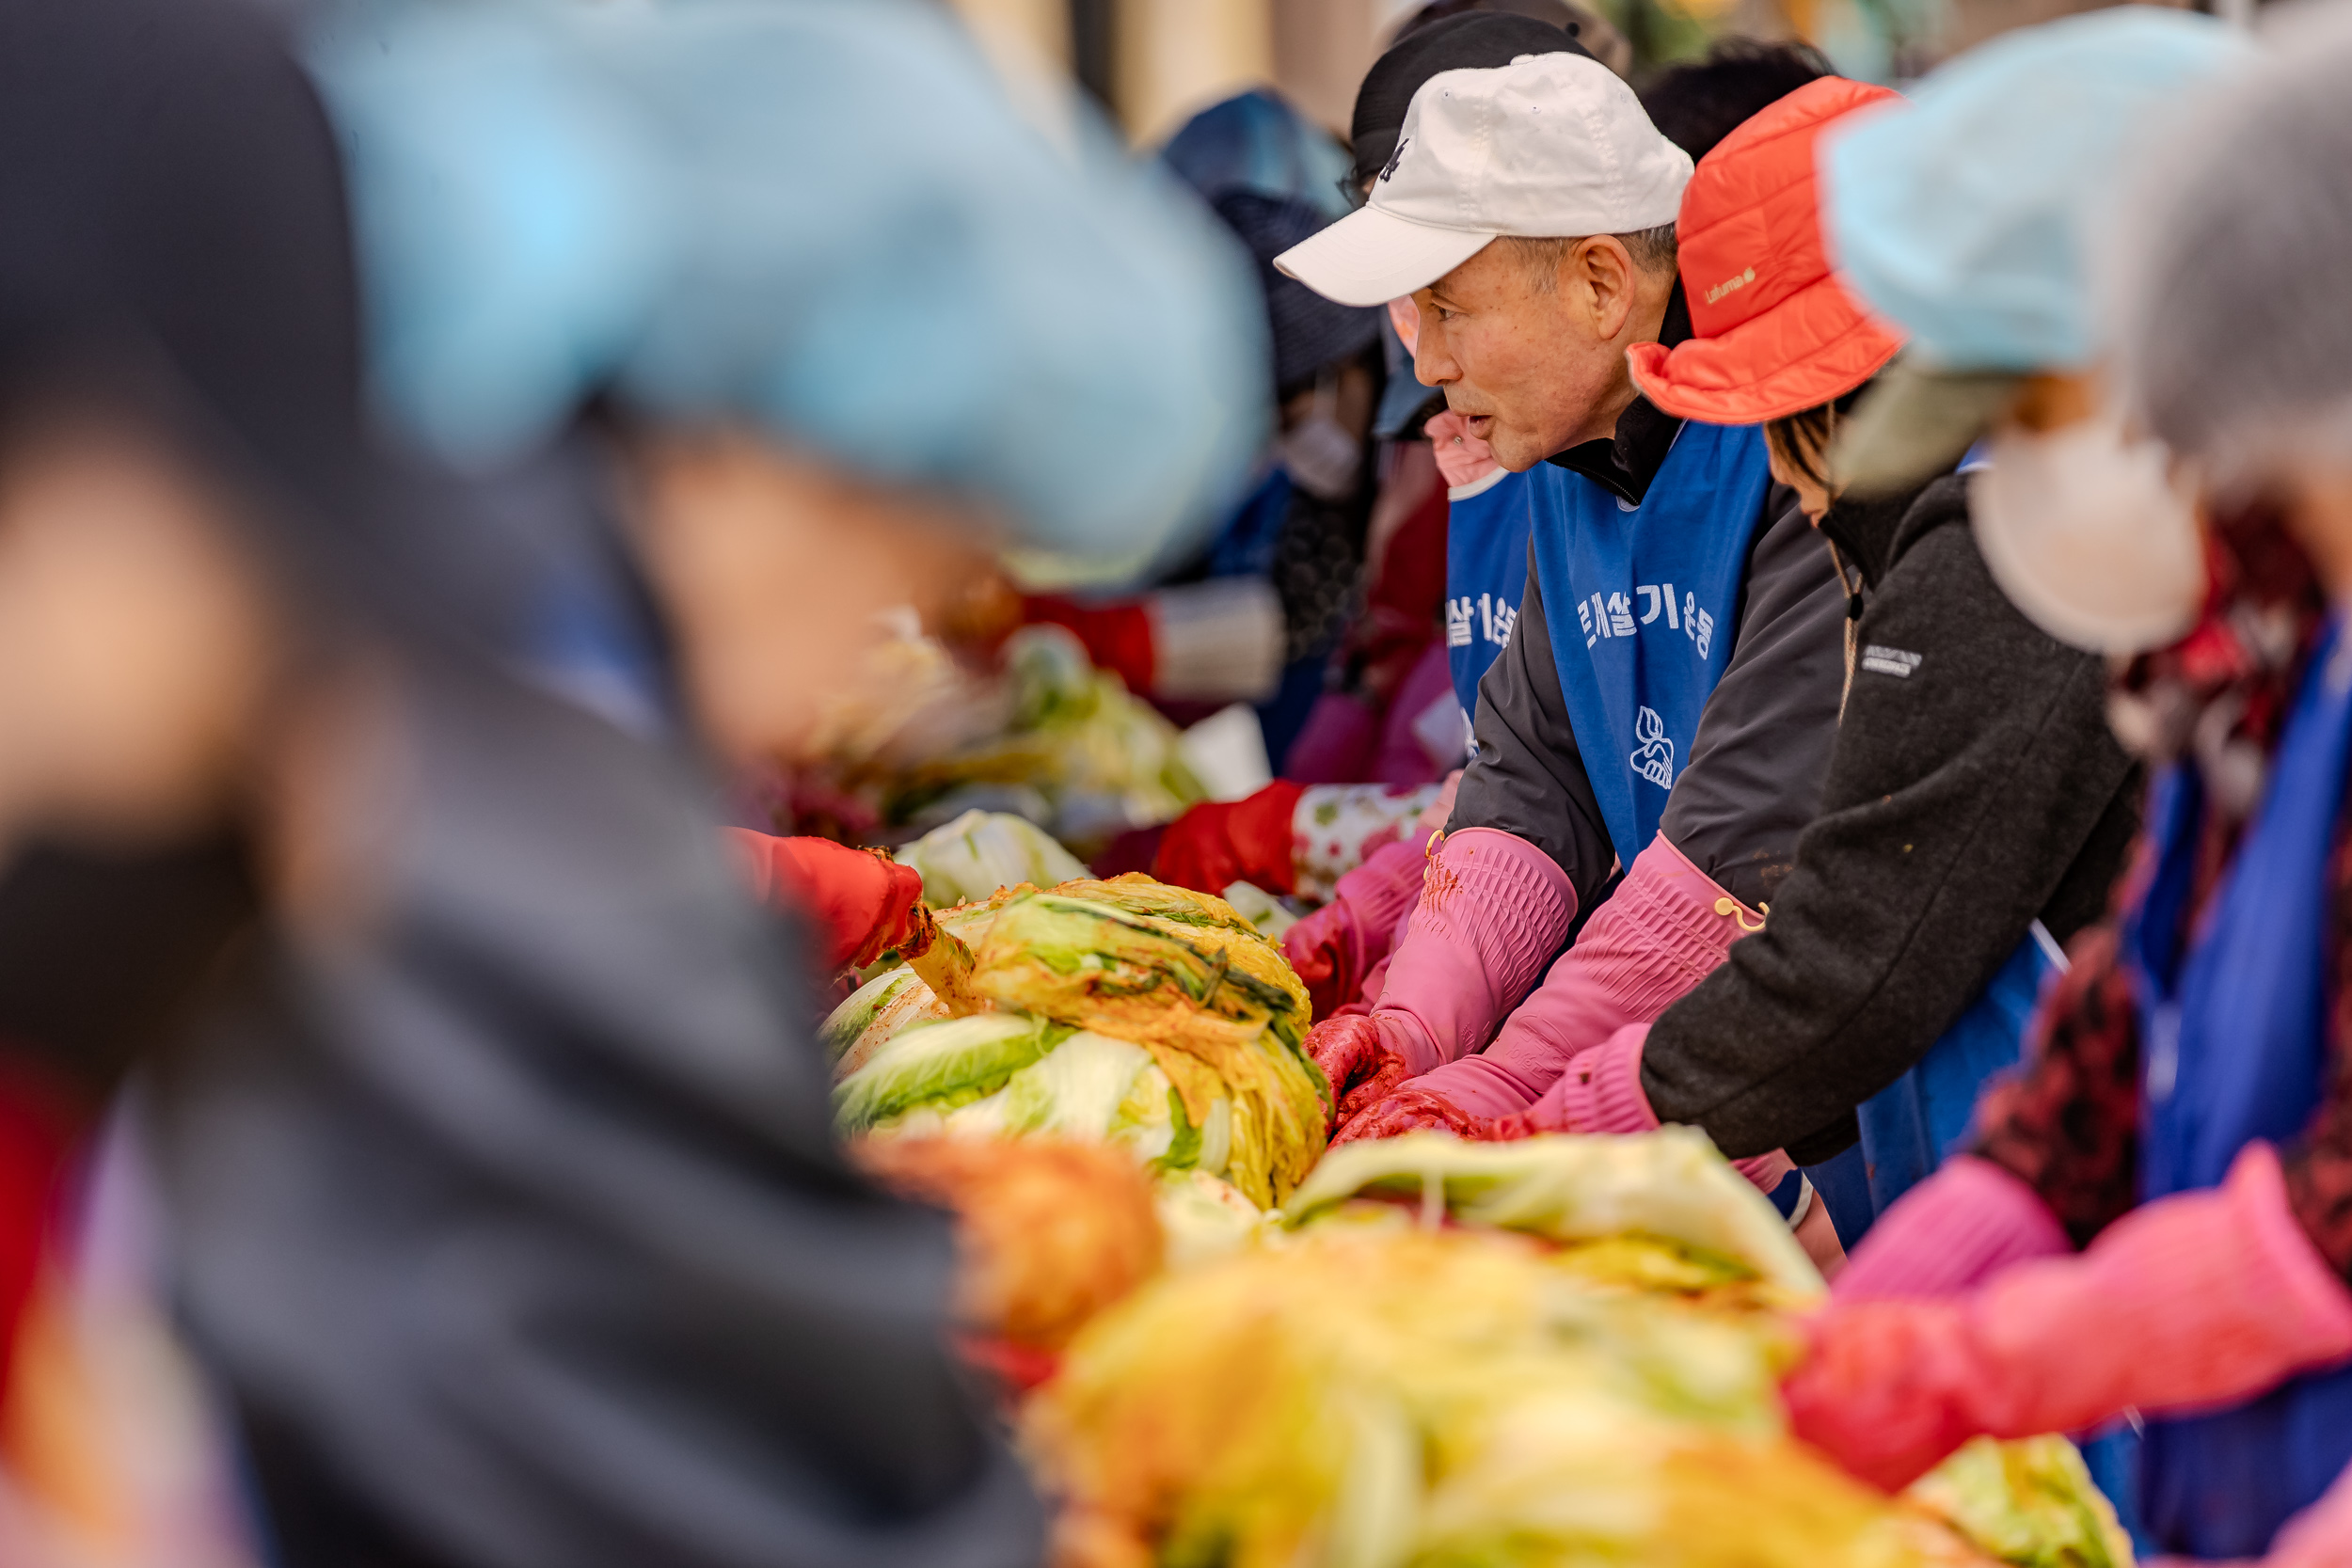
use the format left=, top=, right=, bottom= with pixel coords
left=1159, top=89, right=1355, bottom=221
left=1821, top=6, right=2254, bottom=371
left=307, top=0, right=1269, bottom=580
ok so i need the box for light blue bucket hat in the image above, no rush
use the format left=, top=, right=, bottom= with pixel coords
left=309, top=0, right=1270, bottom=581
left=1819, top=7, right=2254, bottom=491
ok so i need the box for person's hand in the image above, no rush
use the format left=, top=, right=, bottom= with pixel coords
left=1302, top=1013, right=1415, bottom=1130
left=1331, top=1084, right=1490, bottom=1148
left=1794, top=1195, right=1846, bottom=1279
left=1330, top=1053, right=1541, bottom=1148
left=1783, top=1144, right=2352, bottom=1492
left=1152, top=781, right=1303, bottom=896
left=1486, top=1106, right=1545, bottom=1142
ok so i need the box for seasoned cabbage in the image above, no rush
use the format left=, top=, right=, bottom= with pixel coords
left=833, top=1012, right=1066, bottom=1133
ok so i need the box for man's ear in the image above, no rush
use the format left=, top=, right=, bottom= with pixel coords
left=1567, top=235, right=1641, bottom=341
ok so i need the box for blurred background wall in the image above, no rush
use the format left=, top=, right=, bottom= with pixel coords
left=942, top=0, right=2217, bottom=137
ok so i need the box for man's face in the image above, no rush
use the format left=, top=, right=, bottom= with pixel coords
left=1408, top=237, right=1661, bottom=472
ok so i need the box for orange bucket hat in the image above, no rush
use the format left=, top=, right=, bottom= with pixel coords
left=1628, top=76, right=1904, bottom=424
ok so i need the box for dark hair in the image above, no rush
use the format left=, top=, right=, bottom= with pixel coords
left=1638, top=39, right=1833, bottom=162
left=1764, top=379, right=1875, bottom=493
left=1763, top=405, right=1836, bottom=492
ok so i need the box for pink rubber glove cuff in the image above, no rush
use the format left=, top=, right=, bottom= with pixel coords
left=1374, top=828, right=1574, bottom=1068
left=1834, top=1156, right=2073, bottom=1303
left=1478, top=834, right=1761, bottom=1101
left=1525, top=1023, right=1790, bottom=1191
left=1548, top=1022, right=1660, bottom=1135
left=1405, top=1053, right=1549, bottom=1120
left=1283, top=834, right=1431, bottom=1020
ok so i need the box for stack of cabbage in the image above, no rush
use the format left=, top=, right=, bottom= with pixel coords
left=827, top=875, right=1327, bottom=1212
left=1029, top=1132, right=2132, bottom=1568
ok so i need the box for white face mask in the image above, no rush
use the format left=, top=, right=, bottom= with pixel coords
left=1276, top=376, right=1361, bottom=503
left=1969, top=411, right=2205, bottom=656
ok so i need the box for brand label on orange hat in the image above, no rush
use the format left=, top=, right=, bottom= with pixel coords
left=1705, top=267, right=1756, bottom=306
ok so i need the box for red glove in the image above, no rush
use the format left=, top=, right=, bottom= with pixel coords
left=1152, top=781, right=1304, bottom=896
left=725, top=830, right=929, bottom=973
left=1021, top=595, right=1154, bottom=693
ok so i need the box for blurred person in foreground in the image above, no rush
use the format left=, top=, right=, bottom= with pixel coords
left=1270, top=53, right=1853, bottom=1243
left=1738, top=11, right=2352, bottom=1562
left=305, top=0, right=1263, bottom=970
left=0, top=2, right=1261, bottom=1567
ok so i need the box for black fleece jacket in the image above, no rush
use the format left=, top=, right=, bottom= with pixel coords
left=1640, top=474, right=2143, bottom=1164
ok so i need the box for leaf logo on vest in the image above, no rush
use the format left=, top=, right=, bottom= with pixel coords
left=1446, top=593, right=1517, bottom=650
left=1629, top=705, right=1675, bottom=789
left=1861, top=644, right=1922, bottom=678
left=1575, top=582, right=1714, bottom=657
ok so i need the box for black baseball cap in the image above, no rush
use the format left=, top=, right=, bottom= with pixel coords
left=1346, top=12, right=1591, bottom=197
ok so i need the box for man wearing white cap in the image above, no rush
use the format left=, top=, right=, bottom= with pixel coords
left=1279, top=53, right=1852, bottom=1237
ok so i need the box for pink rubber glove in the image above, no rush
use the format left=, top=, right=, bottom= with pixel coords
left=1283, top=836, right=1428, bottom=1022
left=1785, top=1142, right=2352, bottom=1494
left=1494, top=1022, right=1793, bottom=1192
left=1307, top=781, right=1459, bottom=1019
left=1423, top=408, right=1498, bottom=491
left=1832, top=1155, right=2073, bottom=1303
left=1303, top=828, right=1573, bottom=1118
left=1357, top=834, right=1757, bottom=1132
left=1342, top=913, right=1410, bottom=1016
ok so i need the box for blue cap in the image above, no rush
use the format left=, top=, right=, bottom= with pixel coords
left=1159, top=88, right=1356, bottom=220
left=308, top=0, right=1269, bottom=576
left=1821, top=7, right=2253, bottom=372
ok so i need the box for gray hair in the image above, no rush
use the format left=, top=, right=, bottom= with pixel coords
left=1502, top=225, right=1679, bottom=293
left=2111, top=3, right=2352, bottom=491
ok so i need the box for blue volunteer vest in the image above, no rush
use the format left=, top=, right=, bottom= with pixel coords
left=2124, top=618, right=2352, bottom=1559
left=1443, top=466, right=1534, bottom=724
left=1855, top=930, right=2058, bottom=1217
left=1529, top=420, right=1772, bottom=871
